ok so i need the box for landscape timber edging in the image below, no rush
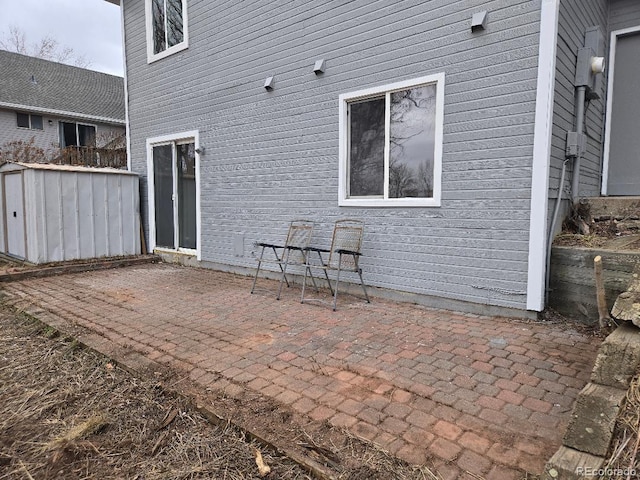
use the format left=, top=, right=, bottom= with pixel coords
left=0, top=255, right=161, bottom=283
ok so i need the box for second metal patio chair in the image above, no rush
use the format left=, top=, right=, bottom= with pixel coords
left=250, top=219, right=320, bottom=299
left=301, top=219, right=370, bottom=311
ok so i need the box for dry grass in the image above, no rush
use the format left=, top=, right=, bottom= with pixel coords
left=0, top=308, right=449, bottom=480
left=0, top=311, right=311, bottom=480
left=334, top=430, right=440, bottom=480
left=600, top=376, right=640, bottom=479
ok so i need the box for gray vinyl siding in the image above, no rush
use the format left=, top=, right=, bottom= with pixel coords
left=549, top=0, right=640, bottom=216
left=0, top=109, right=59, bottom=154
left=123, top=0, right=543, bottom=310
left=550, top=0, right=608, bottom=217
left=609, top=0, right=640, bottom=31
left=0, top=108, right=125, bottom=155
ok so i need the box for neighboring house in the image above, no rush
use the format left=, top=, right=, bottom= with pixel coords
left=109, top=0, right=639, bottom=317
left=0, top=50, right=126, bottom=164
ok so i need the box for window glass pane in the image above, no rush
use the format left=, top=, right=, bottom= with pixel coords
left=389, top=85, right=437, bottom=198
left=177, top=143, right=196, bottom=249
left=166, top=0, right=184, bottom=48
left=348, top=98, right=385, bottom=197
left=17, top=113, right=29, bottom=128
left=78, top=125, right=96, bottom=147
left=60, top=122, right=77, bottom=147
left=30, top=115, right=43, bottom=130
left=153, top=145, right=175, bottom=248
left=152, top=0, right=166, bottom=54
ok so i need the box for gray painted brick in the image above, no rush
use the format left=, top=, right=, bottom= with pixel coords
left=122, top=0, right=544, bottom=311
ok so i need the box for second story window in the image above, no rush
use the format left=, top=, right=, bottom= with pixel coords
left=17, top=113, right=43, bottom=130
left=146, top=0, right=188, bottom=63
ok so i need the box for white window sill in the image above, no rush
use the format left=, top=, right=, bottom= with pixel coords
left=339, top=197, right=441, bottom=208
left=147, top=41, right=189, bottom=64
left=154, top=247, right=197, bottom=256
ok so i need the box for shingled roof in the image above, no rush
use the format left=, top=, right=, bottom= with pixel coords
left=0, top=50, right=125, bottom=124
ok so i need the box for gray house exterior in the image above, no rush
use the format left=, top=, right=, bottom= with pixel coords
left=111, top=0, right=640, bottom=316
left=0, top=51, right=126, bottom=157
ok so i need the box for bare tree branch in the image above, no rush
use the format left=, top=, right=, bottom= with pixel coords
left=0, top=25, right=91, bottom=68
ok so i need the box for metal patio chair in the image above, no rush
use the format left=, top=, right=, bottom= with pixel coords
left=250, top=219, right=320, bottom=299
left=301, top=219, right=370, bottom=310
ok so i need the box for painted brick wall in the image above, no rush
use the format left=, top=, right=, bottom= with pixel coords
left=123, top=0, right=543, bottom=310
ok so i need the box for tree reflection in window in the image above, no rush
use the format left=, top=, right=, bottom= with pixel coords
left=166, top=0, right=184, bottom=49
left=347, top=83, right=437, bottom=199
left=389, top=85, right=436, bottom=198
left=152, top=0, right=184, bottom=55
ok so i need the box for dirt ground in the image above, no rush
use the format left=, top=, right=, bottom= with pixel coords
left=554, top=200, right=640, bottom=250
left=0, top=308, right=441, bottom=480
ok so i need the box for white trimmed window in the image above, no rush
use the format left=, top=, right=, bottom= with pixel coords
left=16, top=112, right=43, bottom=130
left=59, top=122, right=96, bottom=148
left=338, top=73, right=445, bottom=207
left=145, top=0, right=188, bottom=63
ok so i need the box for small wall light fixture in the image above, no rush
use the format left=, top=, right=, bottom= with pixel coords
left=264, top=76, right=275, bottom=90
left=313, top=59, right=326, bottom=74
left=48, top=119, right=53, bottom=125
left=195, top=146, right=205, bottom=155
left=471, top=11, right=488, bottom=32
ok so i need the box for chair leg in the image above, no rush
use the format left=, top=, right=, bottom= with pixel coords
left=358, top=268, right=370, bottom=303
left=302, top=250, right=320, bottom=293
left=332, top=254, right=342, bottom=311
left=273, top=246, right=290, bottom=288
left=317, top=250, right=334, bottom=295
left=301, top=260, right=310, bottom=304
left=250, top=246, right=266, bottom=293
left=276, top=248, right=292, bottom=300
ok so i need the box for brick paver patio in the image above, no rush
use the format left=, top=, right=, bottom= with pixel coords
left=2, top=263, right=601, bottom=478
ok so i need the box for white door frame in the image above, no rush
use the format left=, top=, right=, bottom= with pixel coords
left=146, top=130, right=201, bottom=260
left=601, top=25, right=640, bottom=196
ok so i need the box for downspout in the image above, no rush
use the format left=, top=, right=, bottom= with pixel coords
left=570, top=86, right=587, bottom=202
left=544, top=42, right=605, bottom=303
left=545, top=158, right=569, bottom=303
left=546, top=85, right=586, bottom=301
left=569, top=42, right=606, bottom=203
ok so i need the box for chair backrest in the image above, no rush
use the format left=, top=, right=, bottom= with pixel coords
left=327, top=219, right=364, bottom=270
left=284, top=220, right=314, bottom=249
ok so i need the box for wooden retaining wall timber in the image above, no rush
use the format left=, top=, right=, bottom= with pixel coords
left=548, top=247, right=640, bottom=323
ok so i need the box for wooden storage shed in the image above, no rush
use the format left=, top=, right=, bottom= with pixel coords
left=0, top=162, right=141, bottom=263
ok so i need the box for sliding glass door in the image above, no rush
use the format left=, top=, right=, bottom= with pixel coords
left=152, top=140, right=196, bottom=251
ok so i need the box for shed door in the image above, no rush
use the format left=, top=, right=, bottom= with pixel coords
left=4, top=173, right=26, bottom=259
left=605, top=31, right=640, bottom=195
